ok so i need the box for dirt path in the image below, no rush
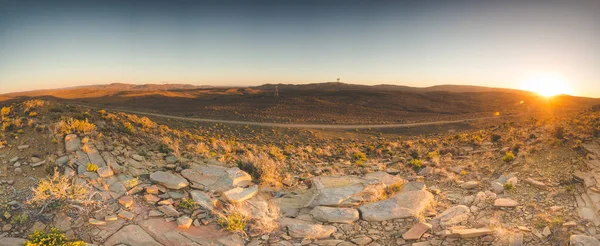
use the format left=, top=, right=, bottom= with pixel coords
left=83, top=105, right=505, bottom=129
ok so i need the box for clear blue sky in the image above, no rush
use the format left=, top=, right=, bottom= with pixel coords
left=1, top=0, right=599, bottom=97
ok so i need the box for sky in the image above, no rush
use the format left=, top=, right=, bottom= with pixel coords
left=0, top=0, right=599, bottom=97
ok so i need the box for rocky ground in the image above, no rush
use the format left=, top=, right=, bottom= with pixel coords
left=0, top=100, right=599, bottom=245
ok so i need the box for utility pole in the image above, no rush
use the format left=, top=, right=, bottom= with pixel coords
left=274, top=85, right=279, bottom=98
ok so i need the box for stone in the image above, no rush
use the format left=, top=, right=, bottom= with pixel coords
left=401, top=182, right=426, bottom=192
left=288, top=224, right=337, bottom=239
left=570, top=235, right=600, bottom=246
left=494, top=198, right=519, bottom=207
left=65, top=134, right=81, bottom=153
left=364, top=171, right=406, bottom=187
left=181, top=165, right=251, bottom=192
left=9, top=157, right=18, bottom=163
left=509, top=233, right=523, bottom=246
left=148, top=210, right=163, bottom=217
left=2, top=224, right=12, bottom=232
left=310, top=206, right=359, bottom=224
left=138, top=218, right=243, bottom=245
left=17, top=145, right=29, bottom=150
left=158, top=205, right=180, bottom=217
left=165, top=155, right=178, bottom=163
left=311, top=176, right=387, bottom=207
left=118, top=210, right=134, bottom=220
left=359, top=190, right=434, bottom=221
left=190, top=190, right=218, bottom=211
left=150, top=171, right=189, bottom=190
left=447, top=227, right=494, bottom=238
left=222, top=185, right=258, bottom=203
left=31, top=160, right=45, bottom=167
left=461, top=181, right=479, bottom=189
left=177, top=216, right=193, bottom=229
left=119, top=196, right=134, bottom=208
left=89, top=218, right=106, bottom=226
left=97, top=166, right=114, bottom=178
left=14, top=168, right=22, bottom=175
left=0, top=238, right=27, bottom=246
left=350, top=235, right=373, bottom=245
left=144, top=194, right=161, bottom=204
left=402, top=222, right=432, bottom=240
left=491, top=182, right=504, bottom=194
left=56, top=156, right=69, bottom=166
left=524, top=178, right=547, bottom=190
left=104, top=225, right=162, bottom=246
left=132, top=154, right=145, bottom=161
left=562, top=221, right=577, bottom=228
left=542, top=226, right=551, bottom=237
left=430, top=205, right=470, bottom=230
left=145, top=185, right=159, bottom=194
left=105, top=215, right=118, bottom=221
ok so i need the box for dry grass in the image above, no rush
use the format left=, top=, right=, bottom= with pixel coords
left=56, top=118, right=96, bottom=135
left=29, top=169, right=89, bottom=207
left=237, top=152, right=282, bottom=188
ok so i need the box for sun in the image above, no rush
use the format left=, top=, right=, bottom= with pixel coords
left=520, top=73, right=572, bottom=97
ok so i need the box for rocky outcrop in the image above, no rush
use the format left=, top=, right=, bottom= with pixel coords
left=311, top=176, right=386, bottom=207
left=310, top=206, right=359, bottom=224
left=181, top=165, right=251, bottom=192
left=149, top=171, right=189, bottom=190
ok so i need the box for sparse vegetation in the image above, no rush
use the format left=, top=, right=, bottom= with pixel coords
left=24, top=228, right=86, bottom=246
left=238, top=153, right=281, bottom=187
left=217, top=207, right=248, bottom=234
left=29, top=169, right=89, bottom=207
left=56, top=118, right=96, bottom=135
left=502, top=151, right=515, bottom=162
left=86, top=163, right=98, bottom=172
left=178, top=198, right=198, bottom=210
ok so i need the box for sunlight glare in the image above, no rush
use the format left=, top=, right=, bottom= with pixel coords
left=521, top=73, right=572, bottom=97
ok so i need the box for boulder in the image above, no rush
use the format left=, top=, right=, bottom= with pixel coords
left=223, top=185, right=258, bottom=203
left=430, top=205, right=470, bottom=230
left=359, top=189, right=434, bottom=221
left=150, top=171, right=189, bottom=190
left=311, top=176, right=386, bottom=207
left=181, top=165, right=251, bottom=192
left=570, top=235, right=600, bottom=246
left=65, top=134, right=81, bottom=153
left=310, top=206, right=359, bottom=224
left=190, top=190, right=218, bottom=211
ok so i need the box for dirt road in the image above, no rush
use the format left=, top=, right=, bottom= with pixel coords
left=91, top=106, right=501, bottom=129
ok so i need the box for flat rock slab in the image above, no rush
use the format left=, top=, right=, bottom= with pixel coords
left=430, top=205, right=470, bottom=230
left=84, top=144, right=107, bottom=167
left=447, top=227, right=494, bottom=238
left=524, top=178, right=547, bottom=189
left=359, top=189, right=434, bottom=221
left=402, top=222, right=432, bottom=240
left=181, top=165, right=251, bottom=192
left=570, top=234, right=600, bottom=246
left=287, top=223, right=337, bottom=239
left=190, top=190, right=218, bottom=211
left=104, top=224, right=162, bottom=246
left=311, top=176, right=386, bottom=207
left=583, top=143, right=600, bottom=157
left=65, top=134, right=81, bottom=153
left=310, top=206, right=359, bottom=224
left=223, top=185, right=258, bottom=203
left=0, top=238, right=26, bottom=246
left=139, top=218, right=244, bottom=245
left=364, top=171, right=406, bottom=187
left=150, top=171, right=189, bottom=190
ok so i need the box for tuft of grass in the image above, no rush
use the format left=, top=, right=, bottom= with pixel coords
left=29, top=168, right=89, bottom=207
left=24, top=228, right=86, bottom=246
left=502, top=152, right=515, bottom=162
left=503, top=183, right=514, bottom=191
left=408, top=159, right=422, bottom=171
left=217, top=208, right=248, bottom=234
left=86, top=163, right=98, bottom=172
left=178, top=198, right=198, bottom=210
left=11, top=213, right=28, bottom=225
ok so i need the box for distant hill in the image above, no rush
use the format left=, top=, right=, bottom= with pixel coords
left=1, top=82, right=598, bottom=124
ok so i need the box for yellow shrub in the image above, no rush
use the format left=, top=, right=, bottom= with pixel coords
left=86, top=163, right=98, bottom=172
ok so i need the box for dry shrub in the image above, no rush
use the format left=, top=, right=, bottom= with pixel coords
left=238, top=152, right=282, bottom=188
left=56, top=118, right=96, bottom=135
left=23, top=99, right=46, bottom=112
left=29, top=168, right=89, bottom=207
